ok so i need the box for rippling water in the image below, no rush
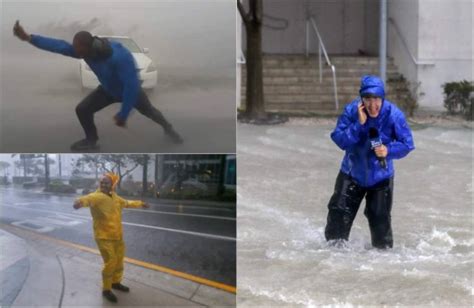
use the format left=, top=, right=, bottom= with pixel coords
left=237, top=120, right=473, bottom=306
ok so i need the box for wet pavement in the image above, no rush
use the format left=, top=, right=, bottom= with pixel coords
left=0, top=187, right=236, bottom=286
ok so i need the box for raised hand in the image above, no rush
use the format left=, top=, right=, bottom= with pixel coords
left=13, top=20, right=31, bottom=42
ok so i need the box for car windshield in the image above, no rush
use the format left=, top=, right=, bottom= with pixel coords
left=103, top=37, right=142, bottom=53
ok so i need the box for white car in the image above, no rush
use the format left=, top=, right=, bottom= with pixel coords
left=79, top=36, right=157, bottom=90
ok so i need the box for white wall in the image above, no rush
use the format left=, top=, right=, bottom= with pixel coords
left=416, top=0, right=473, bottom=109
left=387, top=0, right=419, bottom=98
left=241, top=0, right=379, bottom=55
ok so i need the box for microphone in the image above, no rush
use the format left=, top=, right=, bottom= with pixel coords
left=368, top=127, right=387, bottom=169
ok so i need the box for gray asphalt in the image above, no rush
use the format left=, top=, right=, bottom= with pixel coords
left=0, top=187, right=236, bottom=286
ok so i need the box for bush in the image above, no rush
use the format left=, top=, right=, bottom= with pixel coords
left=44, top=181, right=76, bottom=194
left=69, top=177, right=97, bottom=189
left=442, top=80, right=474, bottom=121
left=13, top=176, right=34, bottom=185
left=387, top=75, right=421, bottom=117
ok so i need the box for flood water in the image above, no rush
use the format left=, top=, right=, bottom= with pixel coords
left=237, top=119, right=473, bottom=306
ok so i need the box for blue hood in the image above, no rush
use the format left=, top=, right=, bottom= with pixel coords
left=359, top=75, right=385, bottom=98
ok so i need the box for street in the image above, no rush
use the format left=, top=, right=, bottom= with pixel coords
left=0, top=187, right=236, bottom=286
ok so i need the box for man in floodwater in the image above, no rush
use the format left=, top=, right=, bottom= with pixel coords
left=325, top=75, right=415, bottom=249
left=73, top=173, right=149, bottom=303
left=13, top=20, right=183, bottom=151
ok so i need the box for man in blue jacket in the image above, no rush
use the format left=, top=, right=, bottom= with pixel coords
left=13, top=20, right=183, bottom=151
left=325, top=75, right=415, bottom=249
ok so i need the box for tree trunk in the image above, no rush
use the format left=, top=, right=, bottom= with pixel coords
left=58, top=154, right=62, bottom=177
left=217, top=155, right=227, bottom=196
left=44, top=154, right=50, bottom=189
left=142, top=155, right=148, bottom=195
left=244, top=1, right=266, bottom=119
left=22, top=156, right=27, bottom=177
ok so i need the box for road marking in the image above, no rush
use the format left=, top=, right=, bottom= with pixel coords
left=125, top=208, right=236, bottom=221
left=0, top=188, right=235, bottom=212
left=60, top=212, right=236, bottom=242
left=11, top=220, right=54, bottom=233
left=0, top=223, right=237, bottom=294
left=2, top=203, right=236, bottom=241
left=7, top=200, right=235, bottom=221
left=122, top=221, right=236, bottom=241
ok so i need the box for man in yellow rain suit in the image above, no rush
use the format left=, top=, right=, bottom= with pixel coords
left=73, top=173, right=149, bottom=303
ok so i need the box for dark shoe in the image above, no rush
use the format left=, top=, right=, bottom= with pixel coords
left=164, top=127, right=183, bottom=144
left=112, top=283, right=130, bottom=292
left=102, top=290, right=118, bottom=303
left=70, top=139, right=99, bottom=152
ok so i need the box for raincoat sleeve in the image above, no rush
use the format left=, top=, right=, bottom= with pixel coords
left=76, top=194, right=95, bottom=208
left=117, top=196, right=144, bottom=209
left=29, top=34, right=79, bottom=58
left=331, top=106, right=365, bottom=150
left=116, top=52, right=140, bottom=121
left=387, top=113, right=415, bottom=159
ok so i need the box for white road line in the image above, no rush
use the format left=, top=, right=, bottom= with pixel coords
left=124, top=208, right=236, bottom=221
left=1, top=203, right=236, bottom=241
left=57, top=212, right=236, bottom=241
left=4, top=200, right=235, bottom=221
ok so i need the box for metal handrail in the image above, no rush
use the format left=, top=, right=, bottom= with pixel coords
left=237, top=49, right=246, bottom=64
left=388, top=17, right=435, bottom=66
left=306, top=16, right=339, bottom=110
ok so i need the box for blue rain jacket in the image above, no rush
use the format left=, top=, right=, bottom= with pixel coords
left=30, top=34, right=139, bottom=120
left=331, top=75, right=415, bottom=187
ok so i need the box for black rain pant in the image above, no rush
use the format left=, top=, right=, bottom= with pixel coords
left=324, top=171, right=394, bottom=249
left=75, top=86, right=172, bottom=142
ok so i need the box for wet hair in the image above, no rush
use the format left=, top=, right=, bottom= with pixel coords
left=73, top=31, right=93, bottom=47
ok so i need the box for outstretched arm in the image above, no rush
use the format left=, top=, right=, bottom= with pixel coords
left=73, top=194, right=94, bottom=209
left=13, top=20, right=79, bottom=58
left=117, top=196, right=150, bottom=209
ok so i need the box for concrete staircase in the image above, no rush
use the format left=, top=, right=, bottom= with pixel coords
left=240, top=54, right=412, bottom=116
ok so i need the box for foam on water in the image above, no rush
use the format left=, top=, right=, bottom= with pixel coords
left=238, top=123, right=473, bottom=306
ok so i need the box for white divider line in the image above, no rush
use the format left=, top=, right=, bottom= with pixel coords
left=2, top=203, right=236, bottom=241
left=124, top=208, right=236, bottom=221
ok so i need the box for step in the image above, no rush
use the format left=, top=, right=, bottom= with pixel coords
left=241, top=68, right=399, bottom=78
left=258, top=55, right=392, bottom=66
left=240, top=92, right=411, bottom=103
left=254, top=60, right=397, bottom=70
left=240, top=84, right=409, bottom=95
left=241, top=74, right=403, bottom=85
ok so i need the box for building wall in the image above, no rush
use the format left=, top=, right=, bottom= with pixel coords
left=416, top=0, right=473, bottom=109
left=387, top=0, right=420, bottom=103
left=241, top=0, right=379, bottom=55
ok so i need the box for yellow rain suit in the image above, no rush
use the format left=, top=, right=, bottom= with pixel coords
left=76, top=173, right=145, bottom=290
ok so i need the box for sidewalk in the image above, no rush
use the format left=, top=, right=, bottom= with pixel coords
left=0, top=224, right=236, bottom=307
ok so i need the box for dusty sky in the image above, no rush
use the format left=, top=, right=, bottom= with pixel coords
left=1, top=0, right=236, bottom=69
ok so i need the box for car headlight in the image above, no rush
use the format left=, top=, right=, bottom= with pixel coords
left=146, top=63, right=156, bottom=73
